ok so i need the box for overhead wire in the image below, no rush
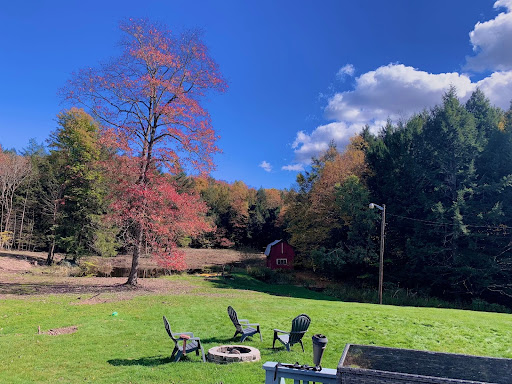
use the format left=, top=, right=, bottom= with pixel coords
left=387, top=212, right=512, bottom=232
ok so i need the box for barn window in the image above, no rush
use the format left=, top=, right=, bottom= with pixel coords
left=276, top=258, right=288, bottom=265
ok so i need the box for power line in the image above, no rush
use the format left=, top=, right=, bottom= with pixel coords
left=388, top=213, right=512, bottom=231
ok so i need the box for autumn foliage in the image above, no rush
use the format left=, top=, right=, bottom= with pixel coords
left=283, top=136, right=369, bottom=263
left=191, top=177, right=285, bottom=249
left=63, top=19, right=226, bottom=284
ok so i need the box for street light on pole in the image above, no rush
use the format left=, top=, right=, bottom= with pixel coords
left=369, top=202, right=386, bottom=305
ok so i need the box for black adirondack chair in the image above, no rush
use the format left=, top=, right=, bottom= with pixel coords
left=163, top=316, right=205, bottom=362
left=272, top=313, right=311, bottom=352
left=227, top=306, right=262, bottom=342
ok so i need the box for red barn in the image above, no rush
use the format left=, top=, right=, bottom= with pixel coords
left=265, top=240, right=294, bottom=270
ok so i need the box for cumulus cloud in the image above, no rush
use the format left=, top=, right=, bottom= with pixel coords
left=336, top=64, right=355, bottom=80
left=282, top=164, right=304, bottom=172
left=259, top=160, right=272, bottom=172
left=476, top=70, right=512, bottom=108
left=287, top=64, right=475, bottom=166
left=287, top=63, right=512, bottom=168
left=291, top=122, right=364, bottom=164
left=326, top=64, right=474, bottom=124
left=466, top=0, right=512, bottom=71
left=283, top=1, right=512, bottom=171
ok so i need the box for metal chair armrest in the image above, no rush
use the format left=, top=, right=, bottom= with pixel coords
left=273, top=329, right=289, bottom=334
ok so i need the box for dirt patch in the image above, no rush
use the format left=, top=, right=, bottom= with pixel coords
left=0, top=251, right=46, bottom=272
left=0, top=249, right=264, bottom=299
left=109, top=248, right=264, bottom=271
left=0, top=248, right=264, bottom=273
left=40, top=325, right=78, bottom=336
left=0, top=275, right=198, bottom=299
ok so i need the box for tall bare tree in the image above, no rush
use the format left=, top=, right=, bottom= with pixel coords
left=0, top=148, right=31, bottom=249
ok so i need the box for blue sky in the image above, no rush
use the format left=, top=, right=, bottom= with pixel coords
left=2, top=0, right=512, bottom=189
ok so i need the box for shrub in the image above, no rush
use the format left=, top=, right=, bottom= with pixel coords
left=78, top=257, right=113, bottom=277
left=246, top=266, right=293, bottom=284
left=470, top=298, right=510, bottom=313
left=322, top=284, right=511, bottom=313
left=0, top=231, right=13, bottom=249
left=92, top=224, right=119, bottom=258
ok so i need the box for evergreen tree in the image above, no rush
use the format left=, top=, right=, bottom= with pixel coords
left=471, top=104, right=512, bottom=302
left=465, top=88, right=501, bottom=148
left=414, top=88, right=480, bottom=298
left=364, top=115, right=427, bottom=285
left=47, top=108, right=117, bottom=262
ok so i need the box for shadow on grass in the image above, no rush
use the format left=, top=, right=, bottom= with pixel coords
left=0, top=281, right=131, bottom=295
left=0, top=251, right=43, bottom=265
left=259, top=346, right=296, bottom=354
left=108, top=355, right=173, bottom=366
left=209, top=274, right=339, bottom=302
left=200, top=336, right=237, bottom=344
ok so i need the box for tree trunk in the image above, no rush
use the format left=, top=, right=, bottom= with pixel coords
left=47, top=238, right=55, bottom=265
left=18, top=192, right=28, bottom=250
left=28, top=212, right=35, bottom=251
left=126, top=155, right=150, bottom=286
left=126, top=224, right=143, bottom=285
left=0, top=200, right=4, bottom=234
left=4, top=188, right=15, bottom=234
left=47, top=199, right=59, bottom=265
left=12, top=211, right=17, bottom=250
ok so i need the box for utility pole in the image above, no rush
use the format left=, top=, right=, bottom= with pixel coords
left=369, top=203, right=386, bottom=305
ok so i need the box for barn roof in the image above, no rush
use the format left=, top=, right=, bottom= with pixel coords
left=264, top=239, right=282, bottom=256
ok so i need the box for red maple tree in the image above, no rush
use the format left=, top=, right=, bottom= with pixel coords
left=63, top=19, right=227, bottom=284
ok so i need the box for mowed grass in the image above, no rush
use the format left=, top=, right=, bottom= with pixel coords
left=1, top=274, right=512, bottom=384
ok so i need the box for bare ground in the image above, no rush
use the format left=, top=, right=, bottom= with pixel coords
left=41, top=325, right=78, bottom=336
left=0, top=248, right=265, bottom=300
left=110, top=247, right=264, bottom=270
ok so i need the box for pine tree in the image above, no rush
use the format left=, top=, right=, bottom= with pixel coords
left=47, top=108, right=117, bottom=262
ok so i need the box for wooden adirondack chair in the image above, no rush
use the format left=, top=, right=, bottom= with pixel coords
left=227, top=306, right=262, bottom=342
left=163, top=316, right=205, bottom=362
left=272, top=313, right=311, bottom=352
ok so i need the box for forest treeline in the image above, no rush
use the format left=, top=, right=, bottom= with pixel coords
left=284, top=87, right=512, bottom=307
left=0, top=108, right=286, bottom=262
left=1, top=88, right=512, bottom=306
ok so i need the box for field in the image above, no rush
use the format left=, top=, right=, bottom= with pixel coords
left=1, top=250, right=512, bottom=383
left=0, top=249, right=265, bottom=296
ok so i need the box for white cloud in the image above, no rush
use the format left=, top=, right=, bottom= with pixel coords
left=476, top=70, right=512, bottom=108
left=281, top=164, right=304, bottom=172
left=326, top=64, right=475, bottom=124
left=466, top=0, right=512, bottom=71
left=290, top=64, right=476, bottom=165
left=336, top=64, right=355, bottom=80
left=291, top=122, right=364, bottom=164
left=290, top=63, right=512, bottom=166
left=259, top=160, right=272, bottom=172
left=285, top=1, right=512, bottom=171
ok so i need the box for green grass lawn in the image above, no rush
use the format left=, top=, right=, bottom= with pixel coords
left=1, top=274, right=512, bottom=383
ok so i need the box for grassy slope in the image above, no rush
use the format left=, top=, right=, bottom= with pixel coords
left=1, top=274, right=511, bottom=384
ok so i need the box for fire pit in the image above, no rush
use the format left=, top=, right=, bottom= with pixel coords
left=207, top=345, right=260, bottom=363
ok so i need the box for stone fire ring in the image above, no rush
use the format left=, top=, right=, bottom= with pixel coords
left=207, top=345, right=261, bottom=363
